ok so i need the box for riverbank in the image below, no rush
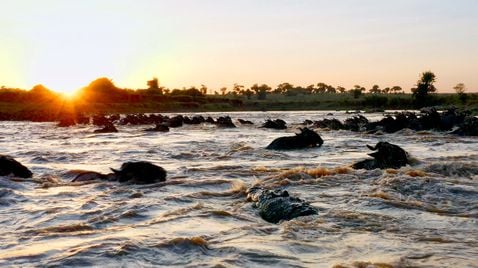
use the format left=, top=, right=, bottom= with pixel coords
left=0, top=93, right=477, bottom=121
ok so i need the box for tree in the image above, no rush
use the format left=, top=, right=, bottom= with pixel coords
left=369, top=85, right=381, bottom=94
left=200, top=84, right=208, bottom=95
left=391, top=86, right=403, bottom=94
left=147, top=77, right=159, bottom=90
left=233, top=84, right=244, bottom=96
left=275, top=83, right=294, bottom=94
left=251, top=83, right=271, bottom=100
left=336, top=86, right=346, bottom=94
left=220, top=87, right=227, bottom=95
left=412, top=71, right=437, bottom=107
left=350, top=85, right=365, bottom=99
left=316, top=83, right=328, bottom=93
left=454, top=83, right=468, bottom=104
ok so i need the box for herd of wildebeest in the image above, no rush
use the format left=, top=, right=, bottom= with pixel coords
left=1, top=107, right=477, bottom=223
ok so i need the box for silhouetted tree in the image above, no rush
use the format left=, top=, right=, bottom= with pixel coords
left=200, top=84, right=208, bottom=95
left=391, top=86, right=403, bottom=94
left=350, top=85, right=365, bottom=99
left=336, top=86, right=346, bottom=94
left=147, top=78, right=159, bottom=90
left=275, top=83, right=294, bottom=94
left=251, top=83, right=271, bottom=100
left=220, top=87, right=227, bottom=95
left=412, top=71, right=437, bottom=107
left=369, top=85, right=381, bottom=94
left=454, top=83, right=468, bottom=104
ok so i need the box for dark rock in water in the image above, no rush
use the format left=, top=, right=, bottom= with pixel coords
left=266, top=127, right=323, bottom=150
left=144, top=124, right=169, bottom=132
left=352, top=141, right=409, bottom=170
left=238, top=119, right=254, bottom=125
left=205, top=116, right=215, bottom=124
left=262, top=119, right=287, bottom=130
left=94, top=122, right=118, bottom=133
left=71, top=171, right=114, bottom=182
left=111, top=161, right=167, bottom=184
left=246, top=186, right=318, bottom=223
left=302, top=119, right=313, bottom=125
left=0, top=155, right=33, bottom=178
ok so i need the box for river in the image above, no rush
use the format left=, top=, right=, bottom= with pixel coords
left=0, top=111, right=477, bottom=267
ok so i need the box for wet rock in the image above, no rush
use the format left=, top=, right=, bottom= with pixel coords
left=0, top=155, right=33, bottom=178
left=266, top=127, right=323, bottom=150
left=246, top=186, right=318, bottom=223
left=352, top=141, right=409, bottom=170
left=111, top=161, right=167, bottom=184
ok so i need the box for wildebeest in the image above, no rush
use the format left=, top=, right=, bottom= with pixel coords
left=352, top=141, right=409, bottom=170
left=144, top=124, right=170, bottom=132
left=262, top=119, right=287, bottom=129
left=0, top=155, right=33, bottom=178
left=94, top=122, right=118, bottom=133
left=111, top=161, right=167, bottom=184
left=266, top=127, right=324, bottom=150
left=246, top=186, right=318, bottom=223
left=71, top=161, right=167, bottom=184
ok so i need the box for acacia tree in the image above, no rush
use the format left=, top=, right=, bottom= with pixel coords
left=251, top=83, right=271, bottom=100
left=220, top=87, right=227, bottom=95
left=391, top=86, right=403, bottom=94
left=369, top=85, right=381, bottom=94
left=412, top=71, right=437, bottom=107
left=454, top=83, right=468, bottom=104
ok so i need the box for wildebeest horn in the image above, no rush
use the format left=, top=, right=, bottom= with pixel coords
left=110, top=168, right=120, bottom=174
left=366, top=144, right=376, bottom=150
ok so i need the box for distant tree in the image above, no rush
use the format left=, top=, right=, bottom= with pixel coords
left=326, top=85, right=336, bottom=94
left=383, top=87, right=390, bottom=94
left=220, top=87, right=227, bottom=95
left=412, top=71, right=437, bottom=107
left=275, top=83, right=294, bottom=94
left=244, top=89, right=254, bottom=99
left=306, top=84, right=316, bottom=94
left=391, top=86, right=403, bottom=94
left=350, top=85, right=365, bottom=99
left=369, top=85, right=381, bottom=94
left=453, top=83, right=466, bottom=94
left=251, top=83, right=271, bottom=100
left=232, top=84, right=244, bottom=96
left=200, top=84, right=208, bottom=95
left=147, top=77, right=159, bottom=90
left=454, top=83, right=468, bottom=104
left=316, top=83, right=328, bottom=94
left=336, top=86, right=346, bottom=94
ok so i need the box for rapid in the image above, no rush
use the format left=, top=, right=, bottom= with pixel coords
left=0, top=111, right=477, bottom=267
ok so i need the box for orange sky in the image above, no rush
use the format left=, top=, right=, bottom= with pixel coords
left=1, top=0, right=477, bottom=93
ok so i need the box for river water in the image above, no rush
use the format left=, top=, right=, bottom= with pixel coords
left=0, top=111, right=477, bottom=267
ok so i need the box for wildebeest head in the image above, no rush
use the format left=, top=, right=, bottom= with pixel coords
left=366, top=141, right=409, bottom=168
left=111, top=161, right=167, bottom=183
left=0, top=155, right=33, bottom=178
left=297, top=127, right=324, bottom=147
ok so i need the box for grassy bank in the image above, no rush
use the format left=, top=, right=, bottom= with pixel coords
left=0, top=93, right=477, bottom=121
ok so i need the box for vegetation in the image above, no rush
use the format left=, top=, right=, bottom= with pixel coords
left=0, top=72, right=476, bottom=121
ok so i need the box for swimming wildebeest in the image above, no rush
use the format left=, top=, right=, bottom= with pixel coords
left=246, top=186, right=318, bottom=223
left=352, top=141, right=409, bottom=170
left=72, top=161, right=167, bottom=184
left=0, top=155, right=33, bottom=178
left=266, top=127, right=324, bottom=150
left=94, top=122, right=118, bottom=133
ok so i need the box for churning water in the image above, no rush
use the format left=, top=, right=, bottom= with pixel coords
left=0, top=111, right=477, bottom=267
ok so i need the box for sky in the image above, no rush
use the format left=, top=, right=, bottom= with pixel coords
left=1, top=0, right=477, bottom=93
